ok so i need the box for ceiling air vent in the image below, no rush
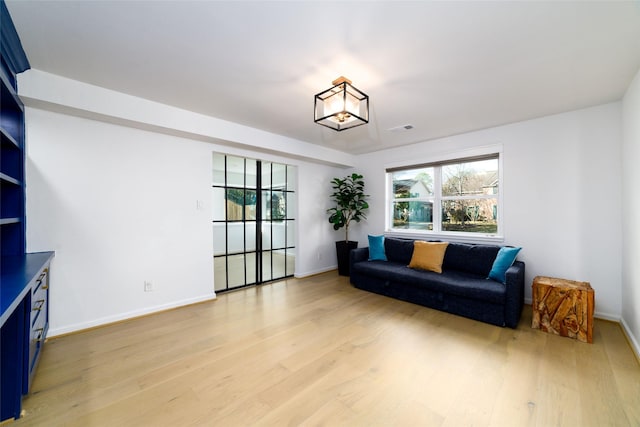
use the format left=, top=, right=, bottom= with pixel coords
left=387, top=124, right=414, bottom=132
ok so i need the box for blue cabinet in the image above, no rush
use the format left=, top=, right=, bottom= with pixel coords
left=1, top=253, right=54, bottom=421
left=1, top=1, right=54, bottom=422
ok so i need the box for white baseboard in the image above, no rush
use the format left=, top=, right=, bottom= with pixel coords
left=593, top=310, right=620, bottom=322
left=48, top=293, right=216, bottom=337
left=295, top=265, right=337, bottom=278
left=620, top=317, right=640, bottom=363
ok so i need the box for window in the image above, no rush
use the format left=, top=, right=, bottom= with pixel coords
left=387, top=154, right=500, bottom=237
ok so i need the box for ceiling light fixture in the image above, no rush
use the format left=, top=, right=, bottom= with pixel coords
left=314, top=76, right=369, bottom=131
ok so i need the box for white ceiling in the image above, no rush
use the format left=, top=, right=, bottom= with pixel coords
left=6, top=1, right=640, bottom=155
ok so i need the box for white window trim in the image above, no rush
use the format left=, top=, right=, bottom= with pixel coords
left=385, top=144, right=504, bottom=244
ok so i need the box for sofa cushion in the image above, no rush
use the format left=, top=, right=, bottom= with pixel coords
left=408, top=241, right=449, bottom=273
left=428, top=270, right=506, bottom=303
left=442, top=243, right=500, bottom=277
left=351, top=261, right=506, bottom=304
left=384, top=237, right=415, bottom=264
left=353, top=260, right=415, bottom=283
left=368, top=234, right=387, bottom=261
left=488, top=246, right=521, bottom=283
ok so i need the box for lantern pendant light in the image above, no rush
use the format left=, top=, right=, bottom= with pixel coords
left=314, top=76, right=369, bottom=131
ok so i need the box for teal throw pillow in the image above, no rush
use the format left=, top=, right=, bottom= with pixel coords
left=488, top=246, right=521, bottom=284
left=368, top=234, right=387, bottom=261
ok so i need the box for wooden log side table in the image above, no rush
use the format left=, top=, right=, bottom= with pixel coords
left=531, top=276, right=594, bottom=343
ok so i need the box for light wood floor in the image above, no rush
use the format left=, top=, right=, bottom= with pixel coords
left=15, top=272, right=640, bottom=426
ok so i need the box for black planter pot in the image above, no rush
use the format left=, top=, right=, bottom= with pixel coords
left=336, top=240, right=358, bottom=276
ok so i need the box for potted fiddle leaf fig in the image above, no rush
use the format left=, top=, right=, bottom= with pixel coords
left=327, top=173, right=369, bottom=275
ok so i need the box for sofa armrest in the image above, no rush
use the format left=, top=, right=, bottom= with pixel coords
left=504, top=260, right=525, bottom=328
left=350, top=247, right=369, bottom=283
left=350, top=247, right=369, bottom=264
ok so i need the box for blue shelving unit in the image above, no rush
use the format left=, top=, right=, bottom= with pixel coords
left=1, top=1, right=55, bottom=422
left=0, top=0, right=27, bottom=257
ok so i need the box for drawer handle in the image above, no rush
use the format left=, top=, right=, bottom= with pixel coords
left=41, top=285, right=49, bottom=290
left=35, top=328, right=44, bottom=342
left=34, top=272, right=47, bottom=291
left=35, top=272, right=46, bottom=284
left=33, top=300, right=45, bottom=311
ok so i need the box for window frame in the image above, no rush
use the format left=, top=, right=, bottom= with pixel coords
left=385, top=146, right=504, bottom=243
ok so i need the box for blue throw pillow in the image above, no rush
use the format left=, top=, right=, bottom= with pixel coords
left=488, top=246, right=521, bottom=284
left=368, top=234, right=387, bottom=261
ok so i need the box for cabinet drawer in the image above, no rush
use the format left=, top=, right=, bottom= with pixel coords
left=28, top=320, right=46, bottom=380
left=27, top=267, right=49, bottom=391
left=30, top=269, right=48, bottom=327
left=32, top=268, right=48, bottom=295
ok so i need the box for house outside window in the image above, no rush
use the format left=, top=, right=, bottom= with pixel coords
left=387, top=153, right=501, bottom=238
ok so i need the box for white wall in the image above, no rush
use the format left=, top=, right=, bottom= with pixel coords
left=622, top=68, right=640, bottom=357
left=25, top=108, right=215, bottom=335
left=354, top=103, right=623, bottom=320
left=25, top=108, right=344, bottom=336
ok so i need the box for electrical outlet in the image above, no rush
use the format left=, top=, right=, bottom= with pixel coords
left=144, top=281, right=153, bottom=292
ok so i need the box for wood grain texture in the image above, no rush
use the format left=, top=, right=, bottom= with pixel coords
left=14, top=272, right=638, bottom=426
left=532, top=276, right=594, bottom=343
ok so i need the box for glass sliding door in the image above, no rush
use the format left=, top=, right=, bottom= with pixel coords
left=212, top=153, right=296, bottom=292
left=261, top=162, right=296, bottom=281
left=212, top=155, right=257, bottom=291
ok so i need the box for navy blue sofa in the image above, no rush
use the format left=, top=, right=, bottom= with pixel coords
left=349, top=237, right=525, bottom=328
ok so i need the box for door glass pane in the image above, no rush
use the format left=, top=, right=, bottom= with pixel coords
left=214, top=257, right=227, bottom=291
left=227, top=223, right=245, bottom=254
left=226, top=156, right=245, bottom=187
left=213, top=223, right=226, bottom=256
left=272, top=249, right=286, bottom=278
left=227, top=254, right=245, bottom=288
left=245, top=223, right=256, bottom=252
left=262, top=222, right=272, bottom=250
left=287, top=165, right=296, bottom=191
left=286, top=248, right=295, bottom=276
left=270, top=190, right=286, bottom=221
left=226, top=189, right=244, bottom=221
left=245, top=158, right=257, bottom=189
left=212, top=187, right=226, bottom=221
left=262, top=251, right=272, bottom=281
left=272, top=221, right=286, bottom=249
left=286, top=220, right=295, bottom=248
left=261, top=162, right=271, bottom=188
left=245, top=252, right=257, bottom=285
left=286, top=192, right=296, bottom=218
left=272, top=163, right=286, bottom=190
left=261, top=190, right=270, bottom=220
left=212, top=153, right=226, bottom=186
left=245, top=190, right=257, bottom=220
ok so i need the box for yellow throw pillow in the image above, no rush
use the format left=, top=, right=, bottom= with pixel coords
left=408, top=241, right=449, bottom=273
